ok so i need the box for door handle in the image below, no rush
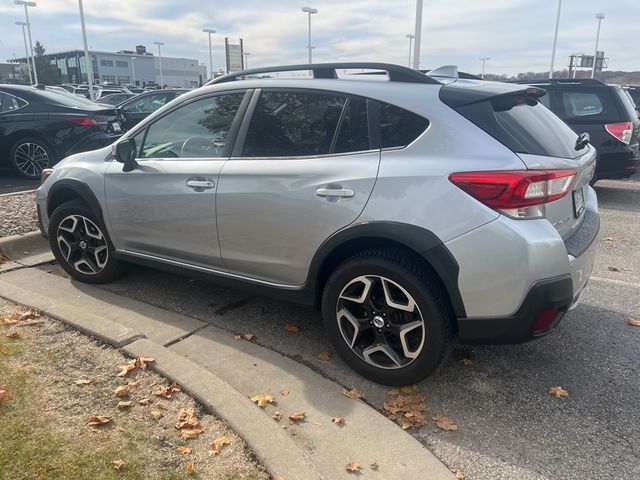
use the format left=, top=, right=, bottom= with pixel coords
left=186, top=179, right=215, bottom=190
left=315, top=187, right=355, bottom=198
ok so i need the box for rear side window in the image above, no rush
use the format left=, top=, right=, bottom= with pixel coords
left=618, top=88, right=639, bottom=119
left=0, top=92, right=26, bottom=112
left=561, top=92, right=603, bottom=117
left=379, top=103, right=429, bottom=149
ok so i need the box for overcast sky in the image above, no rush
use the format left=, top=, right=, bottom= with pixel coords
left=1, top=0, right=638, bottom=76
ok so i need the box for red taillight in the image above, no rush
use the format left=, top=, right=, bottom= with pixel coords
left=534, top=308, right=560, bottom=332
left=448, top=170, right=576, bottom=211
left=66, top=117, right=98, bottom=127
left=605, top=122, right=633, bottom=145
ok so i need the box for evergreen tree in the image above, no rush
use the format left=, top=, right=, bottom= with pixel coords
left=33, top=41, right=61, bottom=85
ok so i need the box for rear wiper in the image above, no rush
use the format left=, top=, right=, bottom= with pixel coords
left=575, top=132, right=590, bottom=151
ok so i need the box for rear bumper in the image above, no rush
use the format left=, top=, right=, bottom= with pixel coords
left=595, top=149, right=639, bottom=180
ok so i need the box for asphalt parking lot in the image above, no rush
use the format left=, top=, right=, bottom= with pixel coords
left=40, top=175, right=640, bottom=480
left=0, top=168, right=40, bottom=195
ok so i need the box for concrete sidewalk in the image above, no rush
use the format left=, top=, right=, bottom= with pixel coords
left=0, top=265, right=456, bottom=480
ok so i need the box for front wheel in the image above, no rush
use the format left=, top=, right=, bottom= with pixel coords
left=321, top=249, right=453, bottom=385
left=48, top=200, right=125, bottom=284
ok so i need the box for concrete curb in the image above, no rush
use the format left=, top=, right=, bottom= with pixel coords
left=0, top=231, right=49, bottom=259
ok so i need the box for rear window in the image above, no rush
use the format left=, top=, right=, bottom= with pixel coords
left=561, top=92, right=603, bottom=117
left=35, top=89, right=101, bottom=108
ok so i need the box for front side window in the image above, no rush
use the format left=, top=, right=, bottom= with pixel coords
left=379, top=103, right=429, bottom=149
left=139, top=93, right=244, bottom=159
left=243, top=91, right=346, bottom=157
left=123, top=93, right=171, bottom=113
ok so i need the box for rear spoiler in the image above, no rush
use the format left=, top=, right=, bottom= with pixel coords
left=440, top=82, right=546, bottom=108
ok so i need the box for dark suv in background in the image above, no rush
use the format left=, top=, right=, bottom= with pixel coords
left=517, top=79, right=640, bottom=182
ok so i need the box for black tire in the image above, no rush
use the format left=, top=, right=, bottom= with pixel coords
left=9, top=136, right=54, bottom=179
left=321, top=249, right=453, bottom=386
left=48, top=200, right=125, bottom=284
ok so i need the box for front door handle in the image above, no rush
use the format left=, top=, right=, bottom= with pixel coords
left=186, top=178, right=215, bottom=190
left=315, top=187, right=355, bottom=198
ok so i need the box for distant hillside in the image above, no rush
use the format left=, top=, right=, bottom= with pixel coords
left=484, top=70, right=640, bottom=86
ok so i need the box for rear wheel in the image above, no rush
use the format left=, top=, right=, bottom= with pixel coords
left=9, top=137, right=54, bottom=179
left=48, top=200, right=125, bottom=284
left=321, top=249, right=453, bottom=385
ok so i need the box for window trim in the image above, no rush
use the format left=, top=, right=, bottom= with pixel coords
left=0, top=90, right=29, bottom=114
left=231, top=87, right=378, bottom=160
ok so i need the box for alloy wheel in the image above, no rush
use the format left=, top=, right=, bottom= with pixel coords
left=336, top=275, right=426, bottom=370
left=13, top=142, right=49, bottom=178
left=56, top=215, right=109, bottom=275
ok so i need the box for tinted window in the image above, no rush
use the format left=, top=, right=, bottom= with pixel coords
left=561, top=92, right=603, bottom=117
left=538, top=92, right=551, bottom=109
left=0, top=93, right=26, bottom=113
left=243, top=91, right=345, bottom=157
left=124, top=93, right=171, bottom=113
left=617, top=88, right=639, bottom=119
left=380, top=103, right=429, bottom=149
left=492, top=94, right=580, bottom=159
left=139, top=93, right=244, bottom=159
left=333, top=97, right=370, bottom=153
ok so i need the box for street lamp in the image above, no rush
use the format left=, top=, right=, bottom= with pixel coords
left=549, top=0, right=562, bottom=79
left=591, top=13, right=605, bottom=79
left=412, top=0, right=423, bottom=69
left=15, top=0, right=37, bottom=84
left=479, top=57, right=490, bottom=79
left=154, top=41, right=165, bottom=88
left=301, top=6, right=318, bottom=64
left=202, top=28, right=216, bottom=80
left=131, top=56, right=136, bottom=86
left=243, top=52, right=251, bottom=70
left=77, top=0, right=95, bottom=100
left=405, top=34, right=415, bottom=68
left=15, top=21, right=32, bottom=84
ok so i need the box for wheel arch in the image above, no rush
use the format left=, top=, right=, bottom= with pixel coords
left=307, top=222, right=466, bottom=319
left=47, top=179, right=106, bottom=230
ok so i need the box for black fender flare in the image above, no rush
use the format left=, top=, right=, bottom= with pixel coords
left=46, top=179, right=106, bottom=229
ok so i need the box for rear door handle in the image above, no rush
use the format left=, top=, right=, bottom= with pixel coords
left=186, top=179, right=215, bottom=190
left=315, top=187, right=355, bottom=198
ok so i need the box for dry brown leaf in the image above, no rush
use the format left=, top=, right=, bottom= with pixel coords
left=127, top=381, right=139, bottom=389
left=288, top=411, right=305, bottom=422
left=137, top=356, right=154, bottom=370
left=209, top=436, right=230, bottom=455
left=0, top=348, right=7, bottom=354
left=0, top=384, right=11, bottom=404
left=175, top=408, right=201, bottom=430
left=331, top=416, right=344, bottom=424
left=342, top=389, right=364, bottom=399
left=280, top=388, right=289, bottom=396
left=112, top=459, right=125, bottom=470
left=400, top=385, right=417, bottom=394
left=74, top=378, right=92, bottom=385
left=549, top=386, right=569, bottom=398
left=317, top=351, right=332, bottom=361
left=234, top=333, right=255, bottom=341
left=284, top=323, right=300, bottom=333
left=114, top=386, right=129, bottom=398
left=370, top=463, right=379, bottom=471
left=460, top=358, right=474, bottom=366
left=272, top=411, right=283, bottom=421
left=150, top=410, right=164, bottom=420
left=16, top=309, right=40, bottom=321
left=1, top=317, right=18, bottom=326
left=88, top=415, right=112, bottom=426
left=345, top=462, right=361, bottom=472
left=629, top=318, right=640, bottom=327
left=138, top=397, right=150, bottom=405
left=382, top=394, right=428, bottom=430
left=455, top=470, right=466, bottom=479
left=180, top=426, right=205, bottom=440
left=607, top=266, right=620, bottom=272
left=604, top=236, right=615, bottom=244
left=388, top=388, right=399, bottom=396
left=153, top=382, right=181, bottom=398
left=117, top=401, right=132, bottom=409
left=185, top=462, right=195, bottom=475
left=176, top=446, right=192, bottom=455
left=432, top=415, right=458, bottom=431
left=0, top=251, right=8, bottom=265
left=5, top=331, right=20, bottom=339
left=117, top=359, right=137, bottom=377
left=250, top=394, right=276, bottom=408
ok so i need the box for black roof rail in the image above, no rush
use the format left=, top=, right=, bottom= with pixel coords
left=205, top=62, right=441, bottom=86
left=510, top=78, right=607, bottom=86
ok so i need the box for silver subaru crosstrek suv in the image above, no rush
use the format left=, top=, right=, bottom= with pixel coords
left=36, top=63, right=599, bottom=385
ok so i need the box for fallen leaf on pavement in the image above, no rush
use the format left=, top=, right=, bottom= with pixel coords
left=331, top=416, right=344, bottom=424
left=150, top=410, right=164, bottom=420
left=117, top=401, right=132, bottom=409
left=455, top=470, right=466, bottom=479
left=400, top=385, right=417, bottom=394
left=317, top=351, right=332, bottom=361
left=280, top=388, right=289, bottom=396
left=370, top=463, right=379, bottom=471
left=383, top=394, right=428, bottom=430
left=74, top=378, right=92, bottom=385
left=175, top=408, right=201, bottom=430
left=284, top=323, right=300, bottom=333
left=153, top=383, right=181, bottom=398
left=288, top=411, right=305, bottom=422
left=342, top=389, right=364, bottom=399
left=181, top=426, right=205, bottom=440
left=549, top=386, right=569, bottom=398
left=432, top=415, right=458, bottom=431
left=5, top=332, right=20, bottom=339
left=1, top=317, right=18, bottom=326
left=88, top=415, right=112, bottom=426
left=15, top=308, right=41, bottom=321
left=604, top=236, right=615, bottom=244
left=138, top=397, right=150, bottom=405
left=0, top=384, right=11, bottom=404
left=117, top=359, right=137, bottom=377
left=209, top=436, right=230, bottom=455
left=272, top=411, right=283, bottom=421
left=185, top=462, right=195, bottom=475
left=176, top=446, right=191, bottom=455
left=460, top=358, right=474, bottom=366
left=137, top=356, right=154, bottom=370
left=0, top=251, right=8, bottom=264
left=345, top=462, right=361, bottom=472
left=114, top=386, right=129, bottom=398
left=250, top=394, right=276, bottom=408
left=112, top=459, right=125, bottom=470
left=629, top=318, right=640, bottom=327
left=234, top=333, right=255, bottom=341
left=607, top=266, right=620, bottom=272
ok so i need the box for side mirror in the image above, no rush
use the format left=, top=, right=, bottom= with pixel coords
left=113, top=138, right=138, bottom=172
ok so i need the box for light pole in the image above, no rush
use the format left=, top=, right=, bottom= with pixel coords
left=154, top=41, right=164, bottom=88
left=549, top=0, right=562, bottom=79
left=301, top=7, right=317, bottom=64
left=405, top=34, right=415, bottom=68
left=15, top=21, right=33, bottom=84
left=77, top=0, right=95, bottom=100
left=591, top=13, right=605, bottom=79
left=15, top=1, right=37, bottom=84
left=479, top=57, right=490, bottom=79
left=412, top=0, right=423, bottom=69
left=131, top=57, right=136, bottom=86
left=202, top=28, right=216, bottom=80
left=243, top=52, right=251, bottom=69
